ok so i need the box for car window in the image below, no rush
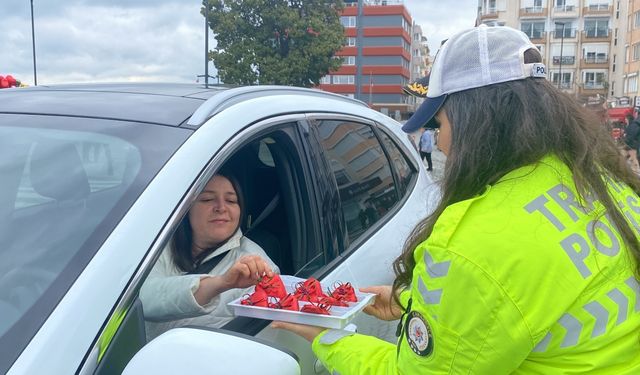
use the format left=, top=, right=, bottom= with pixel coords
left=313, top=119, right=399, bottom=245
left=0, top=116, right=190, bottom=370
left=15, top=139, right=139, bottom=209
left=377, top=130, right=416, bottom=197
left=137, top=122, right=319, bottom=339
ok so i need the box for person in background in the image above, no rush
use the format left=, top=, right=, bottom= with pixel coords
left=418, top=127, right=434, bottom=171
left=419, top=126, right=434, bottom=172
left=625, top=113, right=640, bottom=174
left=140, top=171, right=278, bottom=340
left=273, top=25, right=640, bottom=374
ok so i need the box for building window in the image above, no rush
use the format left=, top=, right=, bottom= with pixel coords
left=628, top=74, right=638, bottom=93
left=521, top=21, right=545, bottom=39
left=332, top=75, right=355, bottom=84
left=554, top=23, right=575, bottom=38
left=555, top=0, right=575, bottom=11
left=584, top=71, right=606, bottom=89
left=584, top=19, right=609, bottom=38
left=340, top=16, right=356, bottom=28
left=346, top=37, right=356, bottom=47
left=487, top=0, right=497, bottom=13
left=587, top=1, right=610, bottom=11
left=341, top=56, right=356, bottom=65
left=633, top=43, right=640, bottom=61
left=635, top=11, right=640, bottom=28
left=552, top=72, right=572, bottom=88
left=320, top=75, right=331, bottom=84
left=585, top=50, right=608, bottom=63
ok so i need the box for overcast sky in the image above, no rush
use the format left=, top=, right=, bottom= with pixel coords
left=0, top=0, right=477, bottom=86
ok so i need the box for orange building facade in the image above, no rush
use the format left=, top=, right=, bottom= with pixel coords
left=318, top=0, right=413, bottom=120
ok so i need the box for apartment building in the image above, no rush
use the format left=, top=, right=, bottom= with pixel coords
left=318, top=0, right=413, bottom=120
left=625, top=1, right=640, bottom=104
left=407, top=23, right=431, bottom=110
left=477, top=0, right=627, bottom=104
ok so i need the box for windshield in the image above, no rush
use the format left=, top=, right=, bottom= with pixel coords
left=0, top=114, right=191, bottom=368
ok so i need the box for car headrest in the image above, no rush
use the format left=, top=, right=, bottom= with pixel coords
left=30, top=140, right=90, bottom=201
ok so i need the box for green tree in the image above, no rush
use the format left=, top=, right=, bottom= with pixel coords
left=206, top=0, right=345, bottom=86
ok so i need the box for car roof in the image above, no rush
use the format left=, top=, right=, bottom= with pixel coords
left=0, top=83, right=368, bottom=127
left=0, top=83, right=226, bottom=126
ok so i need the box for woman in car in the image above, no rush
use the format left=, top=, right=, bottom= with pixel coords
left=273, top=25, right=640, bottom=373
left=140, top=171, right=278, bottom=340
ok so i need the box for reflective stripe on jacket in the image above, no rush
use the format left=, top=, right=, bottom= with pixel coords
left=312, top=155, right=640, bottom=374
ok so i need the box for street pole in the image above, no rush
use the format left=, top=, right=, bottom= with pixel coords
left=557, top=22, right=565, bottom=90
left=30, top=0, right=37, bottom=86
left=369, top=71, right=373, bottom=107
left=204, top=0, right=209, bottom=88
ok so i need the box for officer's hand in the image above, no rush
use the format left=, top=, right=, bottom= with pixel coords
left=270, top=321, right=326, bottom=343
left=361, top=285, right=403, bottom=321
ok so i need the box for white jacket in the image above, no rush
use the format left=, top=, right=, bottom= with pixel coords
left=140, top=229, right=278, bottom=340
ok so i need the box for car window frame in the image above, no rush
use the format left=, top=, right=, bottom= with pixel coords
left=302, top=114, right=419, bottom=261
left=78, top=114, right=317, bottom=374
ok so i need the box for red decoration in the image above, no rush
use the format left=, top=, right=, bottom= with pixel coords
left=267, top=293, right=300, bottom=311
left=240, top=285, right=268, bottom=307
left=258, top=274, right=287, bottom=299
left=0, top=74, right=21, bottom=89
left=329, top=281, right=358, bottom=303
left=300, top=301, right=332, bottom=315
left=293, top=277, right=326, bottom=303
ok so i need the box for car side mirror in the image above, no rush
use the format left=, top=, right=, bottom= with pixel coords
left=123, top=327, right=300, bottom=375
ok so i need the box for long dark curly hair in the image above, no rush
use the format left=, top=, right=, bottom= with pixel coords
left=392, top=49, right=640, bottom=307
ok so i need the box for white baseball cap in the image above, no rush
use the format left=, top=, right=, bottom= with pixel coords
left=402, top=25, right=547, bottom=133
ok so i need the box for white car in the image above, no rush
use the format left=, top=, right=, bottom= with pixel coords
left=0, top=83, right=437, bottom=374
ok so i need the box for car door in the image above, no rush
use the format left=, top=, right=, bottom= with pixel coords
left=299, top=114, right=436, bottom=347
left=78, top=95, right=434, bottom=375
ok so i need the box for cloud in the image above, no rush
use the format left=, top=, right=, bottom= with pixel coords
left=1, top=1, right=211, bottom=85
left=405, top=0, right=478, bottom=54
left=1, top=0, right=478, bottom=85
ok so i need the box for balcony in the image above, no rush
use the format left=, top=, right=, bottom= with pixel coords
left=552, top=56, right=576, bottom=65
left=552, top=82, right=574, bottom=90
left=552, top=28, right=577, bottom=39
left=520, top=6, right=548, bottom=18
left=581, top=56, right=609, bottom=68
left=581, top=29, right=611, bottom=42
left=480, top=8, right=499, bottom=21
left=583, top=4, right=613, bottom=16
left=580, top=82, right=607, bottom=95
left=552, top=4, right=579, bottom=18
left=523, top=31, right=547, bottom=43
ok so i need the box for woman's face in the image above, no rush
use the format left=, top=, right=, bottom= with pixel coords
left=435, top=109, right=451, bottom=156
left=189, top=175, right=241, bottom=252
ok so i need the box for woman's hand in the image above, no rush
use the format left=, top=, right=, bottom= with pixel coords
left=270, top=321, right=326, bottom=342
left=194, top=255, right=273, bottom=306
left=361, top=285, right=403, bottom=321
left=222, top=255, right=274, bottom=289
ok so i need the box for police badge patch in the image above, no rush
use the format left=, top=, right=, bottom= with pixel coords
left=404, top=311, right=433, bottom=357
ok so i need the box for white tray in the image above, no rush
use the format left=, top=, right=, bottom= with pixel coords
left=228, top=275, right=375, bottom=329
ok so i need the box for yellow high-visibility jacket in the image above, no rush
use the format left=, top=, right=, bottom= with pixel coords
left=312, top=155, right=640, bottom=374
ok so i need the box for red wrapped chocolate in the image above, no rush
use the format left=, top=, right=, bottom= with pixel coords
left=267, top=293, right=300, bottom=311
left=240, top=285, right=268, bottom=307
left=258, top=274, right=287, bottom=299
left=300, top=301, right=331, bottom=315
left=293, top=277, right=326, bottom=302
left=329, top=281, right=358, bottom=303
